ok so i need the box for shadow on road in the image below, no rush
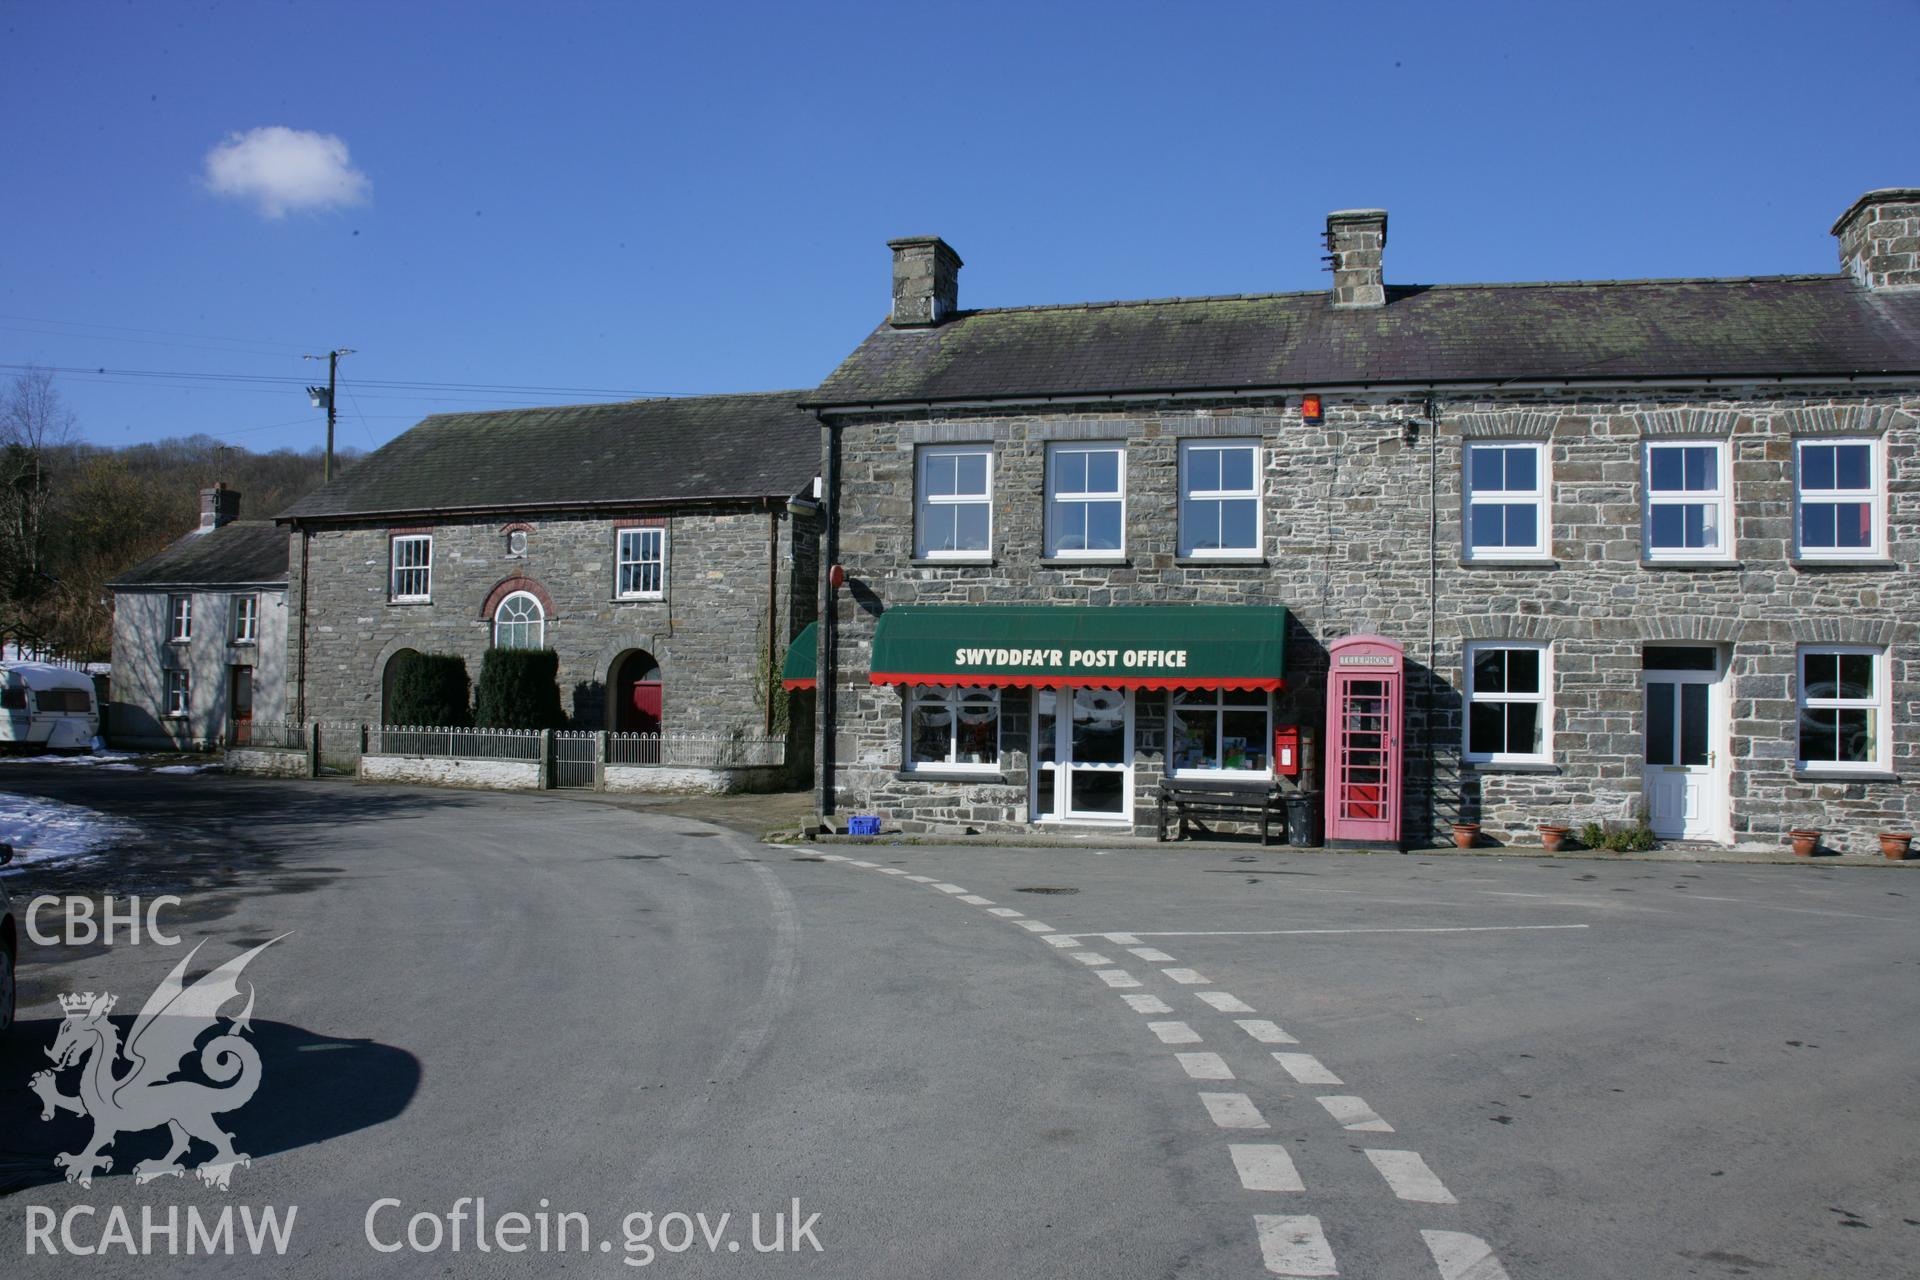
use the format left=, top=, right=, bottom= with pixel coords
left=0, top=1016, right=421, bottom=1196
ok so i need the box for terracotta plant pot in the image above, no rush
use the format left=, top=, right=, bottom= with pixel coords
left=1789, top=829, right=1821, bottom=858
left=1537, top=824, right=1570, bottom=853
left=1452, top=822, right=1480, bottom=850
left=1880, top=832, right=1914, bottom=861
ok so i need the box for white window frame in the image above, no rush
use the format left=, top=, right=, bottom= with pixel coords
left=914, top=444, right=994, bottom=560
left=167, top=594, right=192, bottom=642
left=616, top=527, right=667, bottom=600
left=230, top=594, right=258, bottom=644
left=904, top=686, right=1002, bottom=773
left=1643, top=440, right=1733, bottom=561
left=390, top=534, right=433, bottom=602
left=1045, top=442, right=1127, bottom=559
left=1794, top=437, right=1886, bottom=560
left=1462, top=440, right=1550, bottom=560
left=1178, top=439, right=1263, bottom=559
left=1796, top=645, right=1890, bottom=772
left=1170, top=689, right=1273, bottom=779
left=492, top=591, right=546, bottom=650
left=1463, top=640, right=1553, bottom=765
left=164, top=668, right=189, bottom=717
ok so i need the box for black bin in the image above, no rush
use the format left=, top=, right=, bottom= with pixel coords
left=1284, top=793, right=1323, bottom=847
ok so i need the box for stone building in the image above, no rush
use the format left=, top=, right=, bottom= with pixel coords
left=276, top=392, right=820, bottom=745
left=803, top=191, right=1920, bottom=852
left=108, top=485, right=289, bottom=749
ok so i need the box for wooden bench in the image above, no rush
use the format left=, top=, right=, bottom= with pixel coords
left=1156, top=779, right=1289, bottom=846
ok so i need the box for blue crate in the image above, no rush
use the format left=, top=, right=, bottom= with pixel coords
left=847, top=815, right=881, bottom=836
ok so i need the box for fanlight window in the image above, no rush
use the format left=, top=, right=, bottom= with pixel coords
left=493, top=591, right=545, bottom=649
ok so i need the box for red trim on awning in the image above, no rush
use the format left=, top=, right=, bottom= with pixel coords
left=780, top=678, right=817, bottom=691
left=871, top=672, right=1284, bottom=691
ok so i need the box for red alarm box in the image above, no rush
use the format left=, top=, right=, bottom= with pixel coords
left=1273, top=726, right=1301, bottom=777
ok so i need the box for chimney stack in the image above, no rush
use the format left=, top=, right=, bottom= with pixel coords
left=200, top=483, right=240, bottom=531
left=888, top=236, right=962, bottom=327
left=1326, top=209, right=1389, bottom=309
left=1831, top=189, right=1920, bottom=291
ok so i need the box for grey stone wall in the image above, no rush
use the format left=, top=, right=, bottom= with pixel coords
left=295, top=504, right=815, bottom=740
left=821, top=386, right=1920, bottom=852
left=1834, top=190, right=1920, bottom=291
left=109, top=586, right=288, bottom=749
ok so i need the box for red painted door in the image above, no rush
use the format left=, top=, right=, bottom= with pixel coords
left=1324, top=636, right=1403, bottom=846
left=630, top=681, right=662, bottom=734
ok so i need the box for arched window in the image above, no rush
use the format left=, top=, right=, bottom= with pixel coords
left=493, top=591, right=545, bottom=649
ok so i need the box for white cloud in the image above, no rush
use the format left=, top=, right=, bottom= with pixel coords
left=203, top=125, right=372, bottom=218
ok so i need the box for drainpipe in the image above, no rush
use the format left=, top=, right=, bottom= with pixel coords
left=295, top=524, right=310, bottom=722
left=814, top=412, right=839, bottom=827
left=1425, top=393, right=1440, bottom=838
left=766, top=503, right=780, bottom=735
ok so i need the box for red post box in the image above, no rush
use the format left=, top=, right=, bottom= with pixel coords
left=1272, top=726, right=1301, bottom=777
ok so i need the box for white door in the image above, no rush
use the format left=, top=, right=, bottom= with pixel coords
left=1642, top=648, right=1726, bottom=841
left=1032, top=688, right=1133, bottom=823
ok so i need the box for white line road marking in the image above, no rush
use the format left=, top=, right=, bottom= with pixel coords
left=1126, top=925, right=1592, bottom=938
left=1199, top=1092, right=1269, bottom=1129
left=1162, top=967, right=1211, bottom=985
left=1123, top=993, right=1174, bottom=1014
left=987, top=907, right=1023, bottom=917
left=1176, top=1051, right=1235, bottom=1080
left=1422, top=1230, right=1511, bottom=1280
left=878, top=867, right=908, bottom=875
left=1148, top=1021, right=1202, bottom=1044
left=1198, top=992, right=1256, bottom=1013
left=934, top=884, right=967, bottom=893
left=848, top=860, right=878, bottom=868
left=1104, top=933, right=1141, bottom=945
left=1016, top=920, right=1054, bottom=932
left=1365, top=1149, right=1456, bottom=1204
left=817, top=853, right=849, bottom=861
left=904, top=875, right=937, bottom=883
left=959, top=894, right=994, bottom=905
left=1316, top=1095, right=1393, bottom=1132
left=1095, top=969, right=1142, bottom=988
left=1071, top=952, right=1114, bottom=965
left=1273, top=1053, right=1343, bottom=1085
left=1236, top=1019, right=1299, bottom=1045
left=1229, top=1144, right=1305, bottom=1193
left=1044, top=934, right=1081, bottom=947
left=1254, top=1215, right=1337, bottom=1277
left=1128, top=946, right=1177, bottom=962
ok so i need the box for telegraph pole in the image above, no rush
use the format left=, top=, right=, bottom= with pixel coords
left=304, top=348, right=355, bottom=482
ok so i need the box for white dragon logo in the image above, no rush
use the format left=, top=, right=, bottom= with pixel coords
left=30, top=936, right=285, bottom=1190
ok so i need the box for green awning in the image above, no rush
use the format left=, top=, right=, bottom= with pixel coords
left=869, top=605, right=1287, bottom=691
left=781, top=621, right=818, bottom=690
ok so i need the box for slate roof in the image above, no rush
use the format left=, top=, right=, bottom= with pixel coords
left=277, top=391, right=818, bottom=522
left=805, top=275, right=1920, bottom=406
left=109, top=520, right=288, bottom=589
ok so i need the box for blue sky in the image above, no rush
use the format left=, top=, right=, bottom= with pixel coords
left=4, top=1, right=1915, bottom=452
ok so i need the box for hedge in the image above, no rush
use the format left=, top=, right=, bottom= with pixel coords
left=473, top=648, right=567, bottom=730
left=385, top=652, right=471, bottom=727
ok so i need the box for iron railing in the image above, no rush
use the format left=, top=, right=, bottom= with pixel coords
left=607, top=732, right=785, bottom=768
left=368, top=725, right=543, bottom=761
left=237, top=720, right=307, bottom=750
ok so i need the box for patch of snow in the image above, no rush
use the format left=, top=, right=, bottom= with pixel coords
left=152, top=763, right=221, bottom=774
left=0, top=751, right=138, bottom=767
left=0, top=792, right=139, bottom=870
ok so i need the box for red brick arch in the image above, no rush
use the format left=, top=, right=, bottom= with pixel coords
left=479, top=575, right=555, bottom=621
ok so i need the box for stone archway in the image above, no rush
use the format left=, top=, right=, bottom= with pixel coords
left=380, top=647, right=421, bottom=726
left=608, top=649, right=663, bottom=734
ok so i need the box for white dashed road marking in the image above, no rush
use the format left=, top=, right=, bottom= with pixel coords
left=1365, top=1149, right=1456, bottom=1204
left=1272, top=1053, right=1343, bottom=1086
left=1016, top=919, right=1054, bottom=932
left=1095, top=969, right=1142, bottom=988
left=1316, top=1095, right=1393, bottom=1132
left=1235, top=1019, right=1299, bottom=1045
left=1176, top=1051, right=1235, bottom=1080
left=904, top=874, right=937, bottom=883
left=1071, top=951, right=1114, bottom=965
left=1422, top=1230, right=1511, bottom=1280
left=987, top=906, right=1023, bottom=917
left=1127, top=946, right=1177, bottom=962
left=848, top=860, right=878, bottom=868
left=1162, top=967, right=1211, bottom=985
left=933, top=884, right=966, bottom=893
left=878, top=867, right=908, bottom=875
left=1104, top=932, right=1141, bottom=945
left=1128, top=924, right=1591, bottom=938
left=959, top=895, right=994, bottom=905
left=1229, top=1143, right=1306, bottom=1193
left=1044, top=934, right=1081, bottom=947
left=1254, top=1215, right=1337, bottom=1277
left=1199, top=1092, right=1269, bottom=1130
left=1122, top=993, right=1174, bottom=1014
left=1197, top=991, right=1256, bottom=1013
left=1148, top=1021, right=1202, bottom=1044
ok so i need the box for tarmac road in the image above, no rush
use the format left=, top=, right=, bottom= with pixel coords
left=1, top=768, right=1915, bottom=1278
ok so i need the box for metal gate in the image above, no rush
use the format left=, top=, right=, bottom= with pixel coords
left=553, top=731, right=597, bottom=789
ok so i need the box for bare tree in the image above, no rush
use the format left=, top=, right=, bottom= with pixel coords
left=0, top=366, right=78, bottom=641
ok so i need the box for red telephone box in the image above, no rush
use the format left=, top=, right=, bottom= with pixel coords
left=1324, top=635, right=1403, bottom=848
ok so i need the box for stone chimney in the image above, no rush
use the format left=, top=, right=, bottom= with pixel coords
left=200, top=483, right=240, bottom=530
left=888, top=236, right=962, bottom=327
left=1831, top=189, right=1920, bottom=290
left=1326, top=209, right=1389, bottom=309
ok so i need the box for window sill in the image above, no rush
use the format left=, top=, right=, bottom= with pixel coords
left=1458, top=557, right=1557, bottom=570
left=1173, top=556, right=1266, bottom=567
left=1791, top=768, right=1900, bottom=784
left=894, top=769, right=1012, bottom=784
left=1465, top=760, right=1561, bottom=774
left=167, top=638, right=191, bottom=646
left=1039, top=557, right=1131, bottom=568
left=229, top=641, right=257, bottom=648
left=1639, top=559, right=1742, bottom=571
left=1790, top=557, right=1896, bottom=571
left=388, top=598, right=433, bottom=606
left=611, top=595, right=666, bottom=604
left=910, top=557, right=995, bottom=568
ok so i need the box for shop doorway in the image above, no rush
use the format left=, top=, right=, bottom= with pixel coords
left=1642, top=646, right=1728, bottom=841
left=1031, top=688, right=1133, bottom=823
left=611, top=650, right=663, bottom=734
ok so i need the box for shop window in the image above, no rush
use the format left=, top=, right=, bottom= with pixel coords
left=915, top=445, right=993, bottom=558
left=1046, top=443, right=1125, bottom=557
left=1798, top=646, right=1888, bottom=770
left=905, top=687, right=1000, bottom=771
left=1795, top=439, right=1884, bottom=559
left=616, top=527, right=666, bottom=599
left=1463, top=441, right=1549, bottom=559
left=1643, top=441, right=1731, bottom=560
left=1178, top=440, right=1261, bottom=557
left=390, top=534, right=433, bottom=601
left=1171, top=689, right=1271, bottom=775
left=493, top=591, right=545, bottom=649
left=168, top=594, right=192, bottom=642
left=1465, top=641, right=1551, bottom=764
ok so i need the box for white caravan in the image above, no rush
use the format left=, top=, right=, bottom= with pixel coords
left=0, top=663, right=100, bottom=752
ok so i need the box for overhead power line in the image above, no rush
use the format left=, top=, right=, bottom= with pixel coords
left=0, top=361, right=702, bottom=400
